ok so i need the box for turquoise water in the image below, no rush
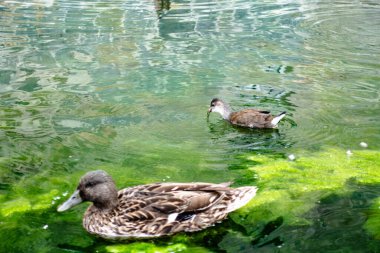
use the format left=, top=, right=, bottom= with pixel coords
left=1, top=0, right=380, bottom=252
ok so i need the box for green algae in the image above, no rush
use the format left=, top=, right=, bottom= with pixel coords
left=1, top=197, right=31, bottom=217
left=104, top=242, right=188, bottom=253
left=104, top=242, right=214, bottom=253
left=0, top=147, right=379, bottom=252
left=229, top=148, right=380, bottom=241
left=365, top=197, right=380, bottom=240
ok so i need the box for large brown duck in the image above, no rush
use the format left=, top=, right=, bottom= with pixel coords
left=207, top=98, right=286, bottom=128
left=57, top=170, right=257, bottom=239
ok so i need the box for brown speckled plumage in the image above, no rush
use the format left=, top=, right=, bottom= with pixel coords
left=58, top=170, right=257, bottom=239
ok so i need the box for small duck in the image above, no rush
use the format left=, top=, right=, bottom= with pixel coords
left=207, top=98, right=286, bottom=128
left=57, top=170, right=257, bottom=239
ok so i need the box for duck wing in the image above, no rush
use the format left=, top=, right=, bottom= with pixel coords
left=116, top=183, right=230, bottom=221
left=230, top=109, right=274, bottom=128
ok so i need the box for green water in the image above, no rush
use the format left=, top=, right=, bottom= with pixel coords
left=1, top=0, right=380, bottom=252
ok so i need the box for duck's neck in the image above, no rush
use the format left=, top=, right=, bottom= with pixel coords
left=220, top=104, right=232, bottom=120
left=94, top=197, right=118, bottom=211
left=92, top=188, right=119, bottom=211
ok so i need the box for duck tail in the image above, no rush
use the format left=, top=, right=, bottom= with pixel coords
left=271, top=111, right=286, bottom=126
left=227, top=186, right=258, bottom=213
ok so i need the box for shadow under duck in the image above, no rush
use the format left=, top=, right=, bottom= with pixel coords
left=57, top=170, right=257, bottom=239
left=207, top=98, right=286, bottom=129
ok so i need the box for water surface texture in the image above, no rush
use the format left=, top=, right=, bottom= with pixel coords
left=1, top=0, right=380, bottom=252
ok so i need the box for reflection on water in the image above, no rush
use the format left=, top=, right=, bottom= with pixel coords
left=155, top=0, right=171, bottom=18
left=208, top=121, right=290, bottom=152
left=0, top=0, right=380, bottom=252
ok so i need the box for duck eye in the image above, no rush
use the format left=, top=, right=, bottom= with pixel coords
left=85, top=182, right=95, bottom=188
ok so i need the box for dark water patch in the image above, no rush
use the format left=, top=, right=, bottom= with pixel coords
left=218, top=182, right=380, bottom=253
left=0, top=209, right=94, bottom=253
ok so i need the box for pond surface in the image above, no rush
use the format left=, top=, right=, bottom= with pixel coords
left=0, top=0, right=380, bottom=252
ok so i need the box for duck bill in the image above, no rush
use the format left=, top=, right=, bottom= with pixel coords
left=207, top=107, right=212, bottom=118
left=57, top=189, right=83, bottom=212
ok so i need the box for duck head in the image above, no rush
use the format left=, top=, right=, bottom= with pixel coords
left=207, top=98, right=232, bottom=120
left=58, top=170, right=118, bottom=212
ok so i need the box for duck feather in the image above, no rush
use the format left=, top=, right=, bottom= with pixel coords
left=58, top=171, right=257, bottom=239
